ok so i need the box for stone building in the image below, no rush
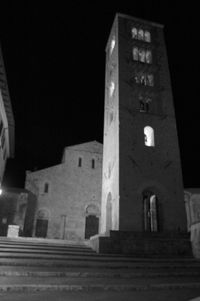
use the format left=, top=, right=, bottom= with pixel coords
left=25, top=141, right=102, bottom=241
left=0, top=188, right=36, bottom=237
left=0, top=45, right=15, bottom=184
left=91, top=14, right=190, bottom=255
left=184, top=189, right=200, bottom=258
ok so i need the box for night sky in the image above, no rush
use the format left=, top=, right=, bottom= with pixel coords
left=0, top=2, right=199, bottom=188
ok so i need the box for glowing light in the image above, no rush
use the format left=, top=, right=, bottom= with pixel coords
left=110, top=36, right=115, bottom=56
left=144, top=126, right=155, bottom=147
left=109, top=81, right=115, bottom=97
left=0, top=188, right=2, bottom=195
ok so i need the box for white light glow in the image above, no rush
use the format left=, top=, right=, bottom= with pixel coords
left=144, top=126, right=155, bottom=147
left=109, top=81, right=115, bottom=97
left=110, top=36, right=115, bottom=56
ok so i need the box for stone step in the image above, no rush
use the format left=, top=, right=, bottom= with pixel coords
left=1, top=269, right=200, bottom=278
left=0, top=275, right=200, bottom=284
left=0, top=242, right=92, bottom=249
left=0, top=247, right=96, bottom=256
left=0, top=251, right=198, bottom=264
left=0, top=278, right=200, bottom=292
left=0, top=240, right=91, bottom=251
left=0, top=257, right=199, bottom=270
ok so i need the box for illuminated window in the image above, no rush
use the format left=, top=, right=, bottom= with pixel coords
left=131, top=27, right=151, bottom=43
left=147, top=74, right=154, bottom=86
left=109, top=81, right=115, bottom=97
left=144, top=31, right=151, bottom=42
left=134, top=73, right=154, bottom=86
left=141, top=75, right=146, bottom=85
left=138, top=29, right=144, bottom=40
left=139, top=96, right=152, bottom=112
left=110, top=36, right=115, bottom=56
left=138, top=49, right=145, bottom=62
left=133, top=48, right=152, bottom=64
left=133, top=47, right=138, bottom=61
left=146, top=50, right=152, bottom=63
left=131, top=27, right=138, bottom=39
left=144, top=126, right=155, bottom=147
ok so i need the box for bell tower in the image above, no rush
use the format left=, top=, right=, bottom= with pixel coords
left=91, top=14, right=191, bottom=255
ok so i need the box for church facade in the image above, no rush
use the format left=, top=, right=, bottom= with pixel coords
left=25, top=141, right=102, bottom=242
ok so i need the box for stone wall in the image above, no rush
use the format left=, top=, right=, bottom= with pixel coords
left=184, top=189, right=200, bottom=258
left=25, top=141, right=102, bottom=241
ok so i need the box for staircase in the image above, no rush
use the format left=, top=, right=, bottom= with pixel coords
left=0, top=237, right=200, bottom=293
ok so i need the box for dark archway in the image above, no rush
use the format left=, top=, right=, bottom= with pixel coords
left=143, top=191, right=159, bottom=232
left=35, top=209, right=49, bottom=238
left=85, top=204, right=99, bottom=239
left=85, top=215, right=99, bottom=239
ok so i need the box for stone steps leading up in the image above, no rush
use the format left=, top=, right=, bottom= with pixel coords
left=0, top=238, right=199, bottom=293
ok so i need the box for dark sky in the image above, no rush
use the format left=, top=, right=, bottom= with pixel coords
left=0, top=2, right=199, bottom=188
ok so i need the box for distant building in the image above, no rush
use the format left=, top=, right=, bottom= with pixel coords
left=0, top=187, right=36, bottom=237
left=184, top=189, right=200, bottom=257
left=25, top=141, right=102, bottom=241
left=0, top=45, right=15, bottom=184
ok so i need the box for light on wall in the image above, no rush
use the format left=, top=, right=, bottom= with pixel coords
left=110, top=36, right=115, bottom=56
left=144, top=126, right=155, bottom=147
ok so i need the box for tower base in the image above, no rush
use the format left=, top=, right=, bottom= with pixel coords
left=89, top=231, right=192, bottom=257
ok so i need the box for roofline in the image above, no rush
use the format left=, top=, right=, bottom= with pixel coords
left=116, top=13, right=164, bottom=29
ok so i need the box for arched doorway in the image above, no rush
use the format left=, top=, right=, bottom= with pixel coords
left=106, top=192, right=112, bottom=234
left=85, top=204, right=99, bottom=239
left=143, top=191, right=159, bottom=232
left=35, top=209, right=49, bottom=238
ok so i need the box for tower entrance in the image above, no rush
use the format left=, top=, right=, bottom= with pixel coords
left=143, top=191, right=158, bottom=232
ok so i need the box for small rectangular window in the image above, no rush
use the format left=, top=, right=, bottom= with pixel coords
left=44, top=183, right=49, bottom=193
left=78, top=157, right=82, bottom=167
left=92, top=159, right=95, bottom=169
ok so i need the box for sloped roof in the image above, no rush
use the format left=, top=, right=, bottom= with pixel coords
left=64, top=140, right=103, bottom=153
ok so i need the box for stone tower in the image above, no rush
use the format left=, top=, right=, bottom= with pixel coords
left=91, top=14, right=191, bottom=255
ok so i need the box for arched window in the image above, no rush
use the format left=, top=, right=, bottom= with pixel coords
left=146, top=50, right=152, bottom=64
left=92, top=159, right=95, bottom=169
left=44, top=183, right=49, bottom=193
left=147, top=74, right=154, bottom=86
left=78, top=157, right=82, bottom=167
left=133, top=47, right=138, bottom=61
left=144, top=126, right=155, bottom=147
left=110, top=36, right=115, bottom=56
left=144, top=31, right=151, bottom=42
left=138, top=29, right=144, bottom=40
left=138, top=49, right=145, bottom=62
left=131, top=27, right=137, bottom=39
left=109, top=81, right=115, bottom=97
